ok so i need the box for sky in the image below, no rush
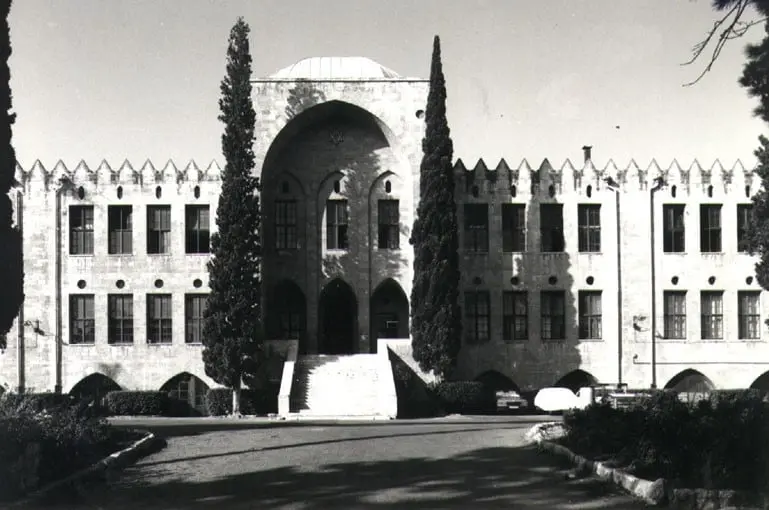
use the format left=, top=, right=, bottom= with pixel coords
left=8, top=0, right=769, bottom=171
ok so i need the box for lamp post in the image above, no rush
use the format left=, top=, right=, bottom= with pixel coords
left=649, top=176, right=666, bottom=390
left=603, top=176, right=623, bottom=387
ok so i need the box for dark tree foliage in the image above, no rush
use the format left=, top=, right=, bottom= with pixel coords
left=202, top=17, right=263, bottom=415
left=409, top=36, right=462, bottom=379
left=0, top=0, right=22, bottom=351
left=740, top=21, right=769, bottom=309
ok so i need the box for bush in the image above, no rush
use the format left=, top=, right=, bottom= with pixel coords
left=205, top=386, right=280, bottom=416
left=0, top=405, right=117, bottom=501
left=0, top=392, right=73, bottom=416
left=561, top=389, right=769, bottom=491
left=432, top=381, right=496, bottom=415
left=105, top=391, right=170, bottom=416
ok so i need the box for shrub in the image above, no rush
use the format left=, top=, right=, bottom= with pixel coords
left=205, top=386, right=280, bottom=416
left=0, top=405, right=116, bottom=501
left=432, top=381, right=495, bottom=414
left=561, top=388, right=769, bottom=491
left=105, top=391, right=170, bottom=416
left=0, top=392, right=73, bottom=416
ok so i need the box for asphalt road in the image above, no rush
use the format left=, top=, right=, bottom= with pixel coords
left=29, top=416, right=648, bottom=509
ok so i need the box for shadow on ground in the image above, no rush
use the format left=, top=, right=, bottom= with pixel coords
left=32, top=441, right=644, bottom=509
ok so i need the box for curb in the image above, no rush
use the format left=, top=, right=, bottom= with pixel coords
left=528, top=423, right=768, bottom=510
left=8, top=430, right=163, bottom=508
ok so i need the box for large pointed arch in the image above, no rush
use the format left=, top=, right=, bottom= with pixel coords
left=749, top=371, right=769, bottom=392
left=69, top=373, right=122, bottom=403
left=268, top=279, right=307, bottom=351
left=160, top=372, right=210, bottom=415
left=554, top=370, right=598, bottom=393
left=370, top=278, right=409, bottom=351
left=474, top=370, right=520, bottom=393
left=664, top=369, right=714, bottom=392
left=318, top=278, right=358, bottom=354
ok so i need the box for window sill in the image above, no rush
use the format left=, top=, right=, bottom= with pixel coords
left=185, top=342, right=203, bottom=346
left=662, top=252, right=687, bottom=255
left=67, top=254, right=94, bottom=257
left=325, top=249, right=349, bottom=254
left=147, top=253, right=173, bottom=257
left=578, top=338, right=604, bottom=342
left=107, top=253, right=133, bottom=257
left=577, top=251, right=603, bottom=255
left=147, top=342, right=173, bottom=346
left=185, top=252, right=211, bottom=256
left=67, top=343, right=95, bottom=346
left=700, top=252, right=725, bottom=256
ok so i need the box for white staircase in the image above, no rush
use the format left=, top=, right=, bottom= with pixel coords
left=289, top=354, right=397, bottom=419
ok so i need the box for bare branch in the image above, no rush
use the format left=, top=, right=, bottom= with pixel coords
left=682, top=0, right=763, bottom=86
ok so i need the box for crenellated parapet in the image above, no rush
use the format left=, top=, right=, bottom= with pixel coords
left=12, top=159, right=225, bottom=192
left=452, top=158, right=759, bottom=197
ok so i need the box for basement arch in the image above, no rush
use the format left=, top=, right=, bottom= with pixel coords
left=554, top=370, right=598, bottom=393
left=69, top=373, right=122, bottom=403
left=474, top=370, right=520, bottom=393
left=664, top=369, right=715, bottom=392
left=161, top=372, right=210, bottom=414
left=749, top=371, right=769, bottom=393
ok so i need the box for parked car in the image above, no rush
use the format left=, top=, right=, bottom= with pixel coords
left=495, top=389, right=528, bottom=413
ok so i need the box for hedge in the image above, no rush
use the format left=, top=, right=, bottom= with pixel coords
left=0, top=392, right=73, bottom=415
left=431, top=381, right=496, bottom=415
left=205, top=384, right=280, bottom=416
left=104, top=391, right=171, bottom=416
left=562, top=389, right=769, bottom=491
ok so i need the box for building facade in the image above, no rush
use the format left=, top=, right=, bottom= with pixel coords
left=1, top=56, right=769, bottom=409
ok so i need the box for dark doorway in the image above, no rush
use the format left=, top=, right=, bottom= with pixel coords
left=269, top=280, right=307, bottom=352
left=554, top=369, right=598, bottom=393
left=369, top=278, right=409, bottom=352
left=319, top=279, right=358, bottom=354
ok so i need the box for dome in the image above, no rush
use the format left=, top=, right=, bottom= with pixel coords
left=269, top=56, right=402, bottom=80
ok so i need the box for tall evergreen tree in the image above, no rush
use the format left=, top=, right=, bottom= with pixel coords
left=740, top=22, right=769, bottom=304
left=202, top=17, right=262, bottom=415
left=0, top=0, right=22, bottom=351
left=409, top=36, right=462, bottom=379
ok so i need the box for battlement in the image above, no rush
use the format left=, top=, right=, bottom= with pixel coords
left=13, top=159, right=224, bottom=191
left=10, top=157, right=760, bottom=196
left=454, top=158, right=758, bottom=195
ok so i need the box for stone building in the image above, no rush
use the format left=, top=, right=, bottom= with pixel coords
left=1, top=56, right=769, bottom=412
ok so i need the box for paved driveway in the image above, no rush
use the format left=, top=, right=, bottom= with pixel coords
left=32, top=417, right=648, bottom=509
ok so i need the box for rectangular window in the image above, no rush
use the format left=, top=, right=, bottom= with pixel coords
left=700, top=204, right=722, bottom=253
left=577, top=204, right=601, bottom=252
left=326, top=199, right=349, bottom=250
left=275, top=200, right=298, bottom=250
left=578, top=291, right=602, bottom=339
left=738, top=291, right=761, bottom=340
left=69, top=294, right=95, bottom=344
left=502, top=291, right=528, bottom=341
left=185, top=294, right=207, bottom=344
left=147, top=294, right=172, bottom=344
left=69, top=205, right=94, bottom=255
left=700, top=291, right=724, bottom=339
left=663, top=205, right=685, bottom=253
left=185, top=205, right=210, bottom=254
left=663, top=291, right=687, bottom=339
left=378, top=199, right=400, bottom=250
left=738, top=204, right=754, bottom=253
left=463, top=204, right=489, bottom=253
left=540, top=204, right=565, bottom=252
left=541, top=290, right=566, bottom=340
left=108, top=294, right=133, bottom=345
left=108, top=206, right=132, bottom=255
left=147, top=205, right=172, bottom=254
left=502, top=204, right=526, bottom=252
left=464, top=291, right=490, bottom=343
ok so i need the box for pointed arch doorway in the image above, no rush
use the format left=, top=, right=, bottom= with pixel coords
left=318, top=278, right=358, bottom=354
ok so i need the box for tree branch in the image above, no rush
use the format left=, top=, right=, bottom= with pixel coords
left=682, top=0, right=764, bottom=86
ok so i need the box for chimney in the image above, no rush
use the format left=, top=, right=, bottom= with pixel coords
left=582, top=145, right=593, bottom=164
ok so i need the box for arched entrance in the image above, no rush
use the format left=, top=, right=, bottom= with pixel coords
left=161, top=373, right=210, bottom=415
left=750, top=371, right=769, bottom=394
left=318, top=278, right=358, bottom=354
left=664, top=369, right=714, bottom=393
left=69, top=373, right=122, bottom=404
left=370, top=278, right=409, bottom=352
left=554, top=370, right=598, bottom=393
left=268, top=280, right=307, bottom=351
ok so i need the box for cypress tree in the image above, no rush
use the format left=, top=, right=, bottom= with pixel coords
left=202, top=17, right=262, bottom=415
left=740, top=22, right=769, bottom=302
left=0, top=0, right=22, bottom=351
left=409, top=36, right=462, bottom=379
